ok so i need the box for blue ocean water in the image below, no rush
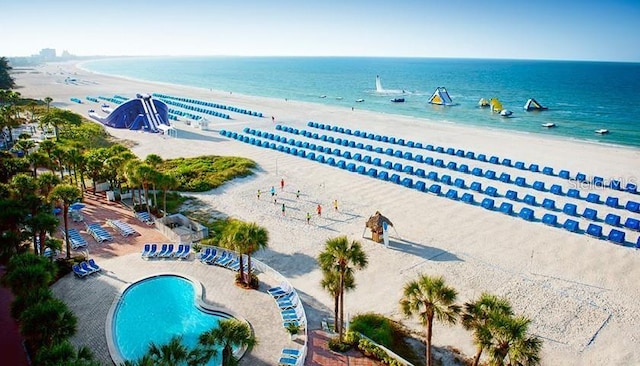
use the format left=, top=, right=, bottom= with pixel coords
left=83, top=57, right=640, bottom=148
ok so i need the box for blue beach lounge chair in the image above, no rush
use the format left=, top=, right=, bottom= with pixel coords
left=88, top=259, right=102, bottom=272
left=72, top=264, right=89, bottom=278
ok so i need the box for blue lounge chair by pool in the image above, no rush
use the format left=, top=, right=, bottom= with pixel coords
left=529, top=164, right=539, bottom=172
left=605, top=213, right=621, bottom=226
left=559, top=170, right=571, bottom=179
left=485, top=186, right=498, bottom=197
left=563, top=203, right=578, bottom=216
left=499, top=202, right=513, bottom=215
left=414, top=181, right=427, bottom=192
left=575, top=172, right=587, bottom=182
left=470, top=181, right=482, bottom=192
left=586, top=224, right=603, bottom=238
left=156, top=244, right=168, bottom=257
left=499, top=173, right=511, bottom=183
left=505, top=190, right=518, bottom=201
left=477, top=154, right=487, bottom=162
left=481, top=198, right=495, bottom=210
left=278, top=356, right=298, bottom=366
left=607, top=229, right=625, bottom=244
left=542, top=166, right=554, bottom=176
left=440, top=175, right=452, bottom=185
left=445, top=189, right=458, bottom=200
left=514, top=161, right=525, bottom=170
left=626, top=183, right=638, bottom=194
left=458, top=164, right=469, bottom=173
left=515, top=177, right=527, bottom=187
left=471, top=167, right=483, bottom=177
left=524, top=194, right=537, bottom=206
left=550, top=184, right=563, bottom=196
left=281, top=349, right=301, bottom=358
left=519, top=207, right=535, bottom=221
left=542, top=198, right=556, bottom=210
left=609, top=180, right=621, bottom=190
left=88, top=259, right=102, bottom=272
left=593, top=176, right=604, bottom=187
left=141, top=244, right=152, bottom=257
left=80, top=261, right=97, bottom=275
left=586, top=193, right=600, bottom=204
left=567, top=189, right=581, bottom=199
left=624, top=217, right=640, bottom=231
left=542, top=214, right=558, bottom=226
left=502, top=158, right=512, bottom=167
left=484, top=170, right=496, bottom=180
left=461, top=193, right=474, bottom=204
left=532, top=181, right=545, bottom=191
left=428, top=184, right=441, bottom=195
left=626, top=201, right=640, bottom=213
left=163, top=244, right=175, bottom=258
left=454, top=178, right=465, bottom=188
left=489, top=156, right=499, bottom=164
left=563, top=219, right=579, bottom=232
left=174, top=244, right=185, bottom=258
left=146, top=244, right=158, bottom=258
left=605, top=196, right=619, bottom=208
left=72, top=264, right=89, bottom=278
left=582, top=208, right=598, bottom=221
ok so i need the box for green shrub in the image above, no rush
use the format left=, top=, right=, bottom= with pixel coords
left=328, top=336, right=353, bottom=353
left=350, top=312, right=394, bottom=347
left=159, top=156, right=256, bottom=192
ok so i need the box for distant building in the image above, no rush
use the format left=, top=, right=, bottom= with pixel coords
left=39, top=48, right=56, bottom=61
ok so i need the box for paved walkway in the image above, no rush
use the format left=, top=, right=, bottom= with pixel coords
left=305, top=330, right=383, bottom=366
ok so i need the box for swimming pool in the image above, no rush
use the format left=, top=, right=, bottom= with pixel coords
left=110, top=274, right=230, bottom=365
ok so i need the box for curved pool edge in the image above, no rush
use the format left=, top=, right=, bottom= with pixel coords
left=105, top=272, right=250, bottom=365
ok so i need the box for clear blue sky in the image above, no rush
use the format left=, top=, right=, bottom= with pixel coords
left=3, top=0, right=639, bottom=62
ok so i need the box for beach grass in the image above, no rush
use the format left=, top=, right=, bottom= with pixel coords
left=159, top=155, right=256, bottom=192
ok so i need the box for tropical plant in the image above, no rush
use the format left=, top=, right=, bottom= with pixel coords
left=482, top=313, right=542, bottom=366
left=35, top=340, right=99, bottom=366
left=199, top=318, right=257, bottom=366
left=2, top=253, right=56, bottom=297
left=123, top=335, right=213, bottom=366
left=462, top=292, right=514, bottom=366
left=156, top=172, right=179, bottom=215
left=49, top=184, right=82, bottom=258
left=19, top=297, right=77, bottom=347
left=317, top=235, right=368, bottom=343
left=40, top=109, right=82, bottom=141
left=44, top=97, right=53, bottom=113
left=320, top=267, right=354, bottom=334
left=0, top=57, right=16, bottom=89
left=399, top=274, right=460, bottom=366
left=145, top=154, right=163, bottom=206
left=230, top=222, right=269, bottom=287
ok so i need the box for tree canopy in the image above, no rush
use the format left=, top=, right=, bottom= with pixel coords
left=0, top=57, right=15, bottom=90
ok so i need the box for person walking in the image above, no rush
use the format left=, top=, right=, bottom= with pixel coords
left=333, top=199, right=338, bottom=211
left=257, top=189, right=261, bottom=199
left=306, top=212, right=311, bottom=224
left=296, top=189, right=300, bottom=199
left=274, top=194, right=277, bottom=205
left=317, top=204, right=322, bottom=217
left=280, top=178, right=285, bottom=191
left=282, top=203, right=286, bottom=216
left=270, top=186, right=275, bottom=197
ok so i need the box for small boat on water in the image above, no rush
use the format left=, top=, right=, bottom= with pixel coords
left=391, top=98, right=405, bottom=103
left=595, top=129, right=609, bottom=134
left=500, top=110, right=513, bottom=117
left=356, top=99, right=364, bottom=103
left=541, top=123, right=556, bottom=128
left=335, top=97, right=343, bottom=100
left=478, top=98, right=490, bottom=108
left=319, top=95, right=327, bottom=99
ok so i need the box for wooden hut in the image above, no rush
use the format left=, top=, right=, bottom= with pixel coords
left=365, top=211, right=393, bottom=243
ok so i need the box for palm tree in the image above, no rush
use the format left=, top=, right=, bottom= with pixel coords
left=35, top=340, right=99, bottom=366
left=145, top=154, right=163, bottom=207
left=232, top=222, right=269, bottom=286
left=462, top=292, right=514, bottom=366
left=156, top=172, right=178, bottom=215
left=134, top=163, right=157, bottom=215
left=483, top=313, right=542, bottom=366
left=399, top=274, right=460, bottom=366
left=124, top=335, right=213, bottom=366
left=199, top=318, right=256, bottom=366
left=44, top=97, right=53, bottom=113
left=317, top=235, right=368, bottom=342
left=66, top=148, right=86, bottom=188
left=320, top=267, right=355, bottom=333
left=49, top=184, right=81, bottom=259
left=19, top=297, right=77, bottom=347
left=27, top=151, right=50, bottom=176
left=40, top=109, right=82, bottom=141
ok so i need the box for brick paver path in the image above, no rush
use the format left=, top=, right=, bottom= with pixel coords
left=305, top=330, right=383, bottom=366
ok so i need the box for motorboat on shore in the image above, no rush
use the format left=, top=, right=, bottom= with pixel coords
left=356, top=99, right=364, bottom=103
left=595, top=129, right=609, bottom=134
left=541, top=123, right=556, bottom=128
left=391, top=98, right=405, bottom=103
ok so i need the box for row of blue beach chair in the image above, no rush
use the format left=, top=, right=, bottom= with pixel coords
left=85, top=222, right=113, bottom=243
left=278, top=347, right=303, bottom=366
left=240, top=126, right=640, bottom=218
left=270, top=125, right=640, bottom=212
left=198, top=247, right=248, bottom=272
left=72, top=259, right=102, bottom=278
left=224, top=128, right=639, bottom=246
left=141, top=243, right=191, bottom=259
left=63, top=228, right=88, bottom=249
left=268, top=282, right=306, bottom=331
left=304, top=121, right=639, bottom=195
left=153, top=93, right=262, bottom=118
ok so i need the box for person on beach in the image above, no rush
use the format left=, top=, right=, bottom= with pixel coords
left=282, top=203, right=286, bottom=216
left=257, top=189, right=261, bottom=199
left=280, top=178, right=285, bottom=190
left=270, top=186, right=275, bottom=197
left=296, top=189, right=300, bottom=199
left=274, top=194, right=277, bottom=205
left=317, top=204, right=322, bottom=217
left=306, top=212, right=311, bottom=224
left=333, top=199, right=338, bottom=211
left=272, top=116, right=275, bottom=122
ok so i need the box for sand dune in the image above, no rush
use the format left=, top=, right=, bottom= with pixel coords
left=14, top=61, right=640, bottom=365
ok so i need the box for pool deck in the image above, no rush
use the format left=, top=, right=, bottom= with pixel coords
left=50, top=191, right=382, bottom=366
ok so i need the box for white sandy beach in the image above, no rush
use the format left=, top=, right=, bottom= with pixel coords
left=14, top=61, right=640, bottom=365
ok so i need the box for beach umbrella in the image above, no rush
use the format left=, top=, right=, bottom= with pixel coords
left=70, top=202, right=86, bottom=210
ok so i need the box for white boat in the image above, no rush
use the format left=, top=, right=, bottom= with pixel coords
left=595, top=129, right=609, bottom=134
left=355, top=99, right=364, bottom=103
left=500, top=109, right=513, bottom=117
left=335, top=97, right=343, bottom=100
left=541, top=123, right=556, bottom=128
left=319, top=95, right=326, bottom=99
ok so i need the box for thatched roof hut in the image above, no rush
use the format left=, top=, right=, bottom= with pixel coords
left=365, top=211, right=393, bottom=232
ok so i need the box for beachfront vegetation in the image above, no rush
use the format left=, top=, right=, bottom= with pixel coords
left=49, top=184, right=82, bottom=259
left=221, top=221, right=269, bottom=288
left=400, top=274, right=461, bottom=366
left=318, top=235, right=368, bottom=345
left=200, top=318, right=257, bottom=366
left=0, top=57, right=15, bottom=89
left=158, top=155, right=255, bottom=192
